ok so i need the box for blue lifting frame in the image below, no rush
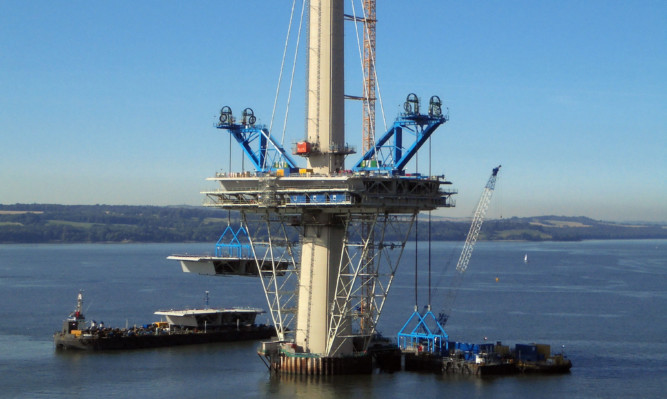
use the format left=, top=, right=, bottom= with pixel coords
left=397, top=308, right=449, bottom=355
left=353, top=106, right=448, bottom=174
left=215, top=225, right=252, bottom=258
left=218, top=94, right=447, bottom=175
left=216, top=107, right=297, bottom=173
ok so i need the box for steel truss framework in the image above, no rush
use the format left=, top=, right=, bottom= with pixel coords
left=201, top=170, right=456, bottom=356
left=216, top=118, right=298, bottom=173
left=326, top=212, right=416, bottom=355
left=353, top=105, right=448, bottom=173
left=241, top=211, right=301, bottom=341
left=238, top=208, right=417, bottom=355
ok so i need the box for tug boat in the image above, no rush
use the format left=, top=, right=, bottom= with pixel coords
left=54, top=291, right=275, bottom=351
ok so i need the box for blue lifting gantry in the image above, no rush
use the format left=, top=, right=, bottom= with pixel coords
left=212, top=94, right=449, bottom=259
left=216, top=93, right=448, bottom=175
left=397, top=306, right=449, bottom=355
left=216, top=106, right=298, bottom=173
left=214, top=224, right=252, bottom=259
left=353, top=94, right=449, bottom=174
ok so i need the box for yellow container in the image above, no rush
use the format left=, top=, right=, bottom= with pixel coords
left=71, top=330, right=83, bottom=337
left=536, top=344, right=551, bottom=358
left=276, top=169, right=285, bottom=177
left=495, top=344, right=510, bottom=355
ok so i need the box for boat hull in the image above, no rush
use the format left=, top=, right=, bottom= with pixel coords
left=54, top=326, right=275, bottom=351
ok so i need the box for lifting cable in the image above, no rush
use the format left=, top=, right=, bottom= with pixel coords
left=269, top=0, right=297, bottom=137
left=413, top=138, right=434, bottom=311
left=432, top=169, right=503, bottom=318
left=428, top=138, right=432, bottom=309
left=280, top=0, right=307, bottom=146
left=268, top=0, right=307, bottom=147
left=414, top=151, right=419, bottom=308
left=414, top=211, right=419, bottom=309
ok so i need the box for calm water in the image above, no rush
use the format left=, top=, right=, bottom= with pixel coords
left=0, top=240, right=665, bottom=398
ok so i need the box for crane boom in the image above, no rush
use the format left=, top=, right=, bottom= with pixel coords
left=455, top=165, right=501, bottom=273
left=437, top=165, right=501, bottom=326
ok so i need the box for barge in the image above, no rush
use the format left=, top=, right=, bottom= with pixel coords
left=403, top=340, right=572, bottom=376
left=54, top=291, right=275, bottom=351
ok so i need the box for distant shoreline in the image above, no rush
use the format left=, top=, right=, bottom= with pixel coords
left=1, top=204, right=665, bottom=244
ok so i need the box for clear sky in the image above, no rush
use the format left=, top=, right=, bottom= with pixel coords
left=1, top=1, right=665, bottom=222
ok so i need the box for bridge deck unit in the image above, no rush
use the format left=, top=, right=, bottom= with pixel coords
left=203, top=174, right=456, bottom=213
left=167, top=255, right=290, bottom=277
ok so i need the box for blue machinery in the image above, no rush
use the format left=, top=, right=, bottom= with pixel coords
left=397, top=306, right=449, bottom=354
left=214, top=225, right=251, bottom=259
left=353, top=94, right=448, bottom=173
left=216, top=94, right=447, bottom=174
left=216, top=106, right=298, bottom=173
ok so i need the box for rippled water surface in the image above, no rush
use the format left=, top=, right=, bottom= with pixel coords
left=0, top=240, right=664, bottom=398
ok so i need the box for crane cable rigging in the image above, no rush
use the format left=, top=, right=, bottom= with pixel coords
left=271, top=0, right=388, bottom=154
left=269, top=0, right=298, bottom=137
left=269, top=0, right=307, bottom=148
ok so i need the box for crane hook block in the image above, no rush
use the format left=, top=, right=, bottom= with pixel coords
left=242, top=108, right=256, bottom=126
left=429, top=95, right=442, bottom=117
left=404, top=93, right=420, bottom=115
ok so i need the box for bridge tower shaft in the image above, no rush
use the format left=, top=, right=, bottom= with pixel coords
left=298, top=0, right=351, bottom=356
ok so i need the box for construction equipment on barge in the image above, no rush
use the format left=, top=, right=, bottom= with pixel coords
left=404, top=340, right=571, bottom=376
left=396, top=165, right=571, bottom=376
left=54, top=291, right=274, bottom=351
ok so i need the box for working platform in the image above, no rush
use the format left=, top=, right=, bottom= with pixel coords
left=203, top=173, right=456, bottom=213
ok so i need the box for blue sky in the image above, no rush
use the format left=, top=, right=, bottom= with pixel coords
left=1, top=1, right=665, bottom=222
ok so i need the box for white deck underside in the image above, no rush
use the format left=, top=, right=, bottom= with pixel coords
left=154, top=308, right=265, bottom=328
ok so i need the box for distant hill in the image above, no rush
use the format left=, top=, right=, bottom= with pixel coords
left=470, top=215, right=667, bottom=241
left=0, top=204, right=228, bottom=244
left=0, top=204, right=665, bottom=244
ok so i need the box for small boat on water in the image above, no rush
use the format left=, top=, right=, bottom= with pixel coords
left=54, top=291, right=275, bottom=351
left=524, top=253, right=528, bottom=263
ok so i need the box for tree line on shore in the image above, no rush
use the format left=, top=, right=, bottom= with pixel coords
left=0, top=204, right=664, bottom=244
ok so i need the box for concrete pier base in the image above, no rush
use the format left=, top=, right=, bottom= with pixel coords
left=276, top=353, right=373, bottom=375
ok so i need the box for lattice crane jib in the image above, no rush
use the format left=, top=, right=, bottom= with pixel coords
left=437, top=165, right=501, bottom=326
